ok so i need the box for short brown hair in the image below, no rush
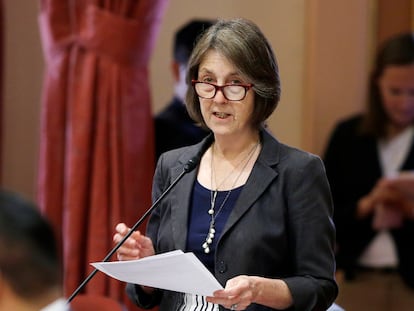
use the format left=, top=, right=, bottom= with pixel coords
left=186, top=18, right=281, bottom=129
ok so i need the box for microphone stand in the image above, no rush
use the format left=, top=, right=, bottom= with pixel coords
left=67, top=158, right=199, bottom=303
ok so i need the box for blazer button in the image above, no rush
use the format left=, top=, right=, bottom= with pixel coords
left=217, top=261, right=227, bottom=273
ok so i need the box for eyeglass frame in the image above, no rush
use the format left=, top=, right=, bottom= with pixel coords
left=191, top=80, right=254, bottom=101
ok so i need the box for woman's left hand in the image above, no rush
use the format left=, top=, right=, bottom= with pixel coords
left=206, top=276, right=293, bottom=310
left=206, top=275, right=255, bottom=310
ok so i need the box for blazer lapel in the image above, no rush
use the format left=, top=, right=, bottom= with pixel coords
left=171, top=168, right=197, bottom=250
left=169, top=134, right=214, bottom=250
left=222, top=129, right=280, bottom=234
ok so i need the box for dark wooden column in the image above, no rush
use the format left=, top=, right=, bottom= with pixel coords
left=0, top=1, right=3, bottom=183
left=377, top=0, right=413, bottom=45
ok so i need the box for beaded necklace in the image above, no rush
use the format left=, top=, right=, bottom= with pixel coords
left=201, top=141, right=260, bottom=254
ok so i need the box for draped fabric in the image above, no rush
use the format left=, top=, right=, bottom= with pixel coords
left=37, top=0, right=168, bottom=306
left=0, top=1, right=3, bottom=179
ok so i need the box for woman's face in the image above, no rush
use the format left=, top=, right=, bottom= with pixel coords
left=379, top=64, right=414, bottom=131
left=196, top=50, right=255, bottom=138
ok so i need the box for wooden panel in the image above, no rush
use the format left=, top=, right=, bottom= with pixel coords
left=303, top=1, right=372, bottom=155
left=377, top=0, right=413, bottom=45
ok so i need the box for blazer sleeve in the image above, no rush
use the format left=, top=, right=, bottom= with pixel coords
left=281, top=154, right=338, bottom=310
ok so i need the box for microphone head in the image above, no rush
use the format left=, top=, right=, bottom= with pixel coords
left=184, top=156, right=200, bottom=172
left=183, top=133, right=213, bottom=173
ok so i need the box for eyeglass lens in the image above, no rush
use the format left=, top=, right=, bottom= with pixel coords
left=195, top=83, right=247, bottom=101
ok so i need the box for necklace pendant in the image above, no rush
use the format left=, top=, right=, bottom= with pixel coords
left=202, top=241, right=210, bottom=253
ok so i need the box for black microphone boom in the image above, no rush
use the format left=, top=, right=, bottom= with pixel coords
left=67, top=155, right=200, bottom=303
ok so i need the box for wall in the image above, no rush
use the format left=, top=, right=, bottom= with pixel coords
left=2, top=0, right=43, bottom=199
left=303, top=0, right=373, bottom=155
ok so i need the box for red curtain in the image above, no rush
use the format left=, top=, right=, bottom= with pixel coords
left=37, top=0, right=168, bottom=306
left=0, top=1, right=3, bottom=180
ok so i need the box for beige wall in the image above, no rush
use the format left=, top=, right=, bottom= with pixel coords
left=2, top=0, right=43, bottom=199
left=303, top=1, right=373, bottom=155
left=1, top=1, right=374, bottom=200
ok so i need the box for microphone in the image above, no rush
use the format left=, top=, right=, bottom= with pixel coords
left=67, top=155, right=201, bottom=303
left=184, top=156, right=200, bottom=172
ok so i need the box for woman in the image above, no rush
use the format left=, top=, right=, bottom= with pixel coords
left=323, top=33, right=414, bottom=310
left=114, top=18, right=337, bottom=311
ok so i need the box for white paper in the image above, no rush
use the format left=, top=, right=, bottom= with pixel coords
left=91, top=250, right=223, bottom=296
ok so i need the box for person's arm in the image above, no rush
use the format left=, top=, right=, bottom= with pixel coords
left=282, top=156, right=338, bottom=310
left=125, top=283, right=162, bottom=309
left=208, top=155, right=338, bottom=310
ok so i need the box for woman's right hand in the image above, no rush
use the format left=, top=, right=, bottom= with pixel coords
left=113, top=223, right=155, bottom=261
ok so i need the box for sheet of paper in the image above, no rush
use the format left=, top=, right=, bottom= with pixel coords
left=387, top=171, right=414, bottom=198
left=91, top=250, right=223, bottom=296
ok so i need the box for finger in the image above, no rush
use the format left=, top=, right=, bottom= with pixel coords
left=113, top=232, right=137, bottom=248
left=115, top=222, right=129, bottom=234
left=138, top=234, right=155, bottom=249
left=113, top=232, right=122, bottom=243
left=116, top=243, right=139, bottom=259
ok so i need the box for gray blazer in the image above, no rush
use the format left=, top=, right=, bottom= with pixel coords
left=127, top=128, right=338, bottom=311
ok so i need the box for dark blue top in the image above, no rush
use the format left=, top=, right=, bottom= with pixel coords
left=186, top=180, right=243, bottom=273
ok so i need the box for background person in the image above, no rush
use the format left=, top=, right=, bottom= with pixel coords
left=323, top=32, right=414, bottom=310
left=0, top=189, right=68, bottom=311
left=154, top=19, right=214, bottom=160
left=115, top=18, right=337, bottom=311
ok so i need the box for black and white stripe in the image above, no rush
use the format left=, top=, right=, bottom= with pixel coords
left=179, top=293, right=219, bottom=311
